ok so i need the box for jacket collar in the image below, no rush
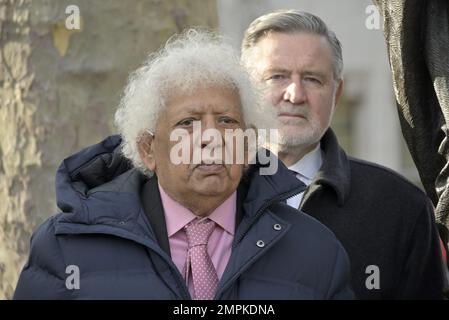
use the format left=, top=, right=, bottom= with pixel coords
left=311, top=128, right=351, bottom=206
left=140, top=176, right=171, bottom=256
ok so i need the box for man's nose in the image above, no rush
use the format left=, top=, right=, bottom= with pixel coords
left=283, top=80, right=306, bottom=104
left=200, top=119, right=222, bottom=148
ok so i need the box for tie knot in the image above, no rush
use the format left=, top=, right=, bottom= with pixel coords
left=185, top=219, right=216, bottom=248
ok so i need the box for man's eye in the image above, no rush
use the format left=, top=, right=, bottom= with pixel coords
left=267, top=74, right=285, bottom=81
left=176, top=118, right=196, bottom=126
left=219, top=117, right=238, bottom=125
left=304, top=77, right=322, bottom=85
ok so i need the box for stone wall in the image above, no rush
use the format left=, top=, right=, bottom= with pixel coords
left=0, top=0, right=218, bottom=299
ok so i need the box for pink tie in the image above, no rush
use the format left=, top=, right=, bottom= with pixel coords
left=183, top=218, right=218, bottom=300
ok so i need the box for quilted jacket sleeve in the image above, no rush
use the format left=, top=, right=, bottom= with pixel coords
left=13, top=215, right=71, bottom=300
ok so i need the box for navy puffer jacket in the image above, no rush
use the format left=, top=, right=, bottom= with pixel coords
left=14, top=135, right=353, bottom=299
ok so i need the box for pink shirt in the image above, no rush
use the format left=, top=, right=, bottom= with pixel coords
left=158, top=184, right=235, bottom=298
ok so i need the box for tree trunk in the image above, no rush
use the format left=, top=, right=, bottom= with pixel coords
left=0, top=0, right=218, bottom=299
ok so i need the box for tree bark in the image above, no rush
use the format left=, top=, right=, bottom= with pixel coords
left=0, top=0, right=218, bottom=299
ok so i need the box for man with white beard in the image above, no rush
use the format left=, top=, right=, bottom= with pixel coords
left=241, top=9, right=446, bottom=299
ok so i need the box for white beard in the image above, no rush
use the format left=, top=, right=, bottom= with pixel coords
left=273, top=102, right=328, bottom=150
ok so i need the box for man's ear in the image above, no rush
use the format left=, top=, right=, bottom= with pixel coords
left=137, top=131, right=156, bottom=171
left=334, top=79, right=344, bottom=108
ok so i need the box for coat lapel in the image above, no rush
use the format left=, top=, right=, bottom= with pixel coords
left=140, top=176, right=171, bottom=257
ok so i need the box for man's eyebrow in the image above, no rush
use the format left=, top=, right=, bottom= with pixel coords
left=263, top=68, right=327, bottom=78
left=303, top=70, right=327, bottom=78
left=263, top=67, right=290, bottom=75
left=176, top=105, right=205, bottom=114
left=181, top=106, right=200, bottom=114
left=177, top=105, right=236, bottom=115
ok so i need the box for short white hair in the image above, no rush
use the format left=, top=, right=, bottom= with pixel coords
left=114, top=29, right=269, bottom=173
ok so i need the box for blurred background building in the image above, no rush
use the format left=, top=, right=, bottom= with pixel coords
left=0, top=0, right=419, bottom=299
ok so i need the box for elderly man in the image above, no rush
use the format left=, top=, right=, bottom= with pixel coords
left=13, top=30, right=353, bottom=300
left=241, top=10, right=445, bottom=299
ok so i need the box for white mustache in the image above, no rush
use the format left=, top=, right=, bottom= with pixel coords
left=276, top=103, right=308, bottom=118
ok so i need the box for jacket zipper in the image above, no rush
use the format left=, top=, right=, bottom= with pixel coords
left=215, top=186, right=302, bottom=298
left=213, top=185, right=304, bottom=298
left=155, top=250, right=191, bottom=300
left=177, top=185, right=305, bottom=299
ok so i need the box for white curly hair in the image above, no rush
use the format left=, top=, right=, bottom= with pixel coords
left=114, top=29, right=271, bottom=173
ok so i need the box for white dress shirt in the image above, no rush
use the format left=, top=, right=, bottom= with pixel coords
left=286, top=143, right=323, bottom=209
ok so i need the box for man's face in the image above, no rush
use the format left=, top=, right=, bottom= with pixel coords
left=144, top=85, right=245, bottom=205
left=250, top=32, right=343, bottom=150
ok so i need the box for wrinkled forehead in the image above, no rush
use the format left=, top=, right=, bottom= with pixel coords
left=250, top=32, right=334, bottom=72
left=161, top=83, right=244, bottom=118
left=164, top=79, right=239, bottom=100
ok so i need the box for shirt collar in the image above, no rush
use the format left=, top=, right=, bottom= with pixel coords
left=158, top=183, right=236, bottom=237
left=288, top=143, right=323, bottom=181
left=313, top=129, right=351, bottom=206
left=207, top=192, right=236, bottom=235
